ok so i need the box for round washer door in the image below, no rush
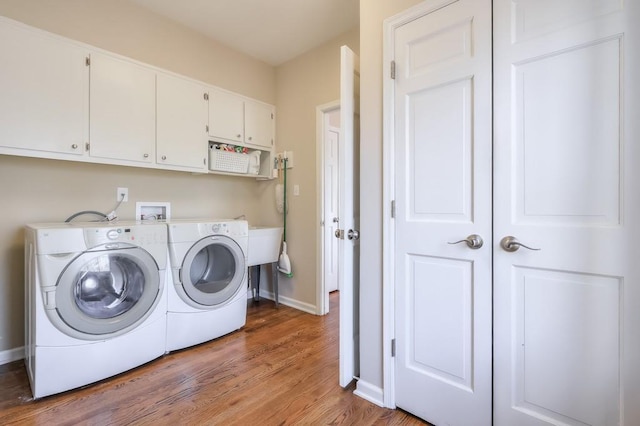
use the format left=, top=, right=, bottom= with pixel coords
left=180, top=235, right=246, bottom=306
left=55, top=246, right=160, bottom=336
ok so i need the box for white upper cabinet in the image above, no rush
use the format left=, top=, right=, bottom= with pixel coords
left=157, top=73, right=208, bottom=172
left=208, top=87, right=244, bottom=144
left=208, top=88, right=275, bottom=150
left=244, top=99, right=275, bottom=149
left=0, top=18, right=88, bottom=157
left=0, top=17, right=275, bottom=178
left=89, top=52, right=156, bottom=164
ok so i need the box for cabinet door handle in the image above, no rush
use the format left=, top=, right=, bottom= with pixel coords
left=143, top=153, right=149, bottom=158
left=71, top=144, right=78, bottom=149
left=162, top=155, right=167, bottom=160
left=237, top=134, right=242, bottom=138
left=248, top=136, right=253, bottom=141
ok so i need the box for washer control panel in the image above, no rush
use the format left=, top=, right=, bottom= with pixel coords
left=84, top=224, right=167, bottom=247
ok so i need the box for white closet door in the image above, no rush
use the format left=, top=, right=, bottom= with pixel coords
left=391, top=1, right=493, bottom=424
left=493, top=1, right=640, bottom=425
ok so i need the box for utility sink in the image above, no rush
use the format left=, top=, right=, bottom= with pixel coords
left=247, top=226, right=283, bottom=266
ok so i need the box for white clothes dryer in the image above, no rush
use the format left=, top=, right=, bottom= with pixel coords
left=24, top=221, right=167, bottom=399
left=166, top=219, right=248, bottom=352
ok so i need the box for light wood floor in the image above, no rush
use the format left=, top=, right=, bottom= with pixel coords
left=0, top=293, right=427, bottom=425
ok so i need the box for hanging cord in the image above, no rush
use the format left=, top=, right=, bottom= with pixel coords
left=283, top=157, right=288, bottom=241
left=64, top=210, right=108, bottom=223
left=64, top=194, right=126, bottom=223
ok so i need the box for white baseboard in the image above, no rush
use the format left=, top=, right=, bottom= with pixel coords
left=354, top=379, right=384, bottom=407
left=255, top=290, right=318, bottom=315
left=0, top=346, right=24, bottom=366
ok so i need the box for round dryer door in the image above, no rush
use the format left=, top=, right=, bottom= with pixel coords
left=180, top=235, right=246, bottom=306
left=55, top=246, right=160, bottom=336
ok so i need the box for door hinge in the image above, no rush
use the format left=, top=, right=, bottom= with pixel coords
left=204, top=93, right=209, bottom=101
left=391, top=339, right=396, bottom=357
left=271, top=113, right=274, bottom=119
left=206, top=124, right=209, bottom=133
left=203, top=157, right=207, bottom=165
left=85, top=56, right=91, bottom=66
left=85, top=142, right=90, bottom=151
left=391, top=200, right=396, bottom=218
left=390, top=60, right=396, bottom=80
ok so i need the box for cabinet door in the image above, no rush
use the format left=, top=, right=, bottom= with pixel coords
left=157, top=74, right=208, bottom=171
left=0, top=19, right=88, bottom=156
left=244, top=99, right=274, bottom=149
left=90, top=52, right=155, bottom=164
left=208, top=88, right=244, bottom=144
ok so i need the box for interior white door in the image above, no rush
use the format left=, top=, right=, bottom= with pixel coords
left=391, top=1, right=492, bottom=424
left=493, top=1, right=640, bottom=425
left=325, top=125, right=340, bottom=294
left=338, top=45, right=360, bottom=388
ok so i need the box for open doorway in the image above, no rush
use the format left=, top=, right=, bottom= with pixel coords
left=316, top=100, right=340, bottom=315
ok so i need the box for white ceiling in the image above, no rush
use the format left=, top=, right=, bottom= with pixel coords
left=129, top=0, right=359, bottom=66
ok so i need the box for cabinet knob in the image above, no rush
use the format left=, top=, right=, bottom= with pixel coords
left=162, top=155, right=167, bottom=160
left=248, top=136, right=253, bottom=141
left=71, top=144, right=78, bottom=149
left=143, top=153, right=149, bottom=158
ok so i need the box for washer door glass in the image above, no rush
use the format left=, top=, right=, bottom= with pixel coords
left=181, top=235, right=246, bottom=306
left=56, top=247, right=160, bottom=335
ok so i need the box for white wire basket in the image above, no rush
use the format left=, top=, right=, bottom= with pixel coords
left=208, top=149, right=249, bottom=174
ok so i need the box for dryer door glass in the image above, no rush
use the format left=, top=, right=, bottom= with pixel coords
left=181, top=235, right=246, bottom=306
left=55, top=247, right=161, bottom=336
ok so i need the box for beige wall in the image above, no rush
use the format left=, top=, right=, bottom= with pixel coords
left=267, top=29, right=359, bottom=308
left=358, top=0, right=423, bottom=392
left=0, top=0, right=276, bottom=353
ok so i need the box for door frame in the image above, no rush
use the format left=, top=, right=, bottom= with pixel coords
left=381, top=0, right=460, bottom=409
left=316, top=100, right=340, bottom=315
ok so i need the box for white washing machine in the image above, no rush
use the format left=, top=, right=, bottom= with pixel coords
left=166, top=219, right=248, bottom=352
left=24, top=221, right=167, bottom=399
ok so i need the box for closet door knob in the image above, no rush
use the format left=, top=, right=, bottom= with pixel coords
left=500, top=236, right=540, bottom=252
left=448, top=234, right=484, bottom=249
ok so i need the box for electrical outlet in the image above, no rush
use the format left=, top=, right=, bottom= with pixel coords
left=117, top=187, right=128, bottom=202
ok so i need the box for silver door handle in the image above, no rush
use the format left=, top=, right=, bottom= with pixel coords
left=335, top=229, right=344, bottom=239
left=448, top=234, right=483, bottom=249
left=500, top=236, right=540, bottom=252
left=347, top=229, right=360, bottom=240
left=333, top=217, right=339, bottom=223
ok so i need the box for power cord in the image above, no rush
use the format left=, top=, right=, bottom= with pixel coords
left=103, top=193, right=126, bottom=221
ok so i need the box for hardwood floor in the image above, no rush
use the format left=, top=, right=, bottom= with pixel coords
left=0, top=293, right=427, bottom=425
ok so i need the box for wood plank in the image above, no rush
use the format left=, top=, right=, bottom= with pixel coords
left=0, top=293, right=428, bottom=425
